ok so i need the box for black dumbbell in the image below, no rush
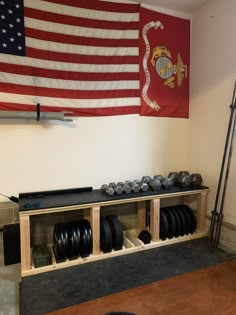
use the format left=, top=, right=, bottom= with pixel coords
left=162, top=177, right=174, bottom=189
left=168, top=172, right=179, bottom=185
left=191, top=173, right=203, bottom=186
left=177, top=171, right=190, bottom=184
left=178, top=173, right=192, bottom=188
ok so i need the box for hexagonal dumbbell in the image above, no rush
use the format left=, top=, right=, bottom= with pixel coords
left=140, top=182, right=149, bottom=192
left=141, top=176, right=152, bottom=184
left=109, top=182, right=116, bottom=189
left=178, top=173, right=192, bottom=188
left=131, top=180, right=141, bottom=193
left=177, top=171, right=190, bottom=185
left=123, top=183, right=132, bottom=194
left=162, top=177, right=174, bottom=190
left=114, top=184, right=123, bottom=195
left=124, top=180, right=132, bottom=187
left=149, top=178, right=162, bottom=191
left=117, top=182, right=125, bottom=188
left=168, top=172, right=179, bottom=185
left=101, top=184, right=114, bottom=196
left=153, top=175, right=163, bottom=182
left=191, top=173, right=203, bottom=186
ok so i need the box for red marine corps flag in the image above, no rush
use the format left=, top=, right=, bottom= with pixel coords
left=139, top=7, right=190, bottom=118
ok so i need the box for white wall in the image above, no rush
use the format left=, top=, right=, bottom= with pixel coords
left=0, top=115, right=189, bottom=201
left=190, top=0, right=236, bottom=224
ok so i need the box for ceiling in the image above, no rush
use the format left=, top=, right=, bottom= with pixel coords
left=139, top=0, right=210, bottom=14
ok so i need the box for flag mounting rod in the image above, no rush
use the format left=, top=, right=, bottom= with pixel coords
left=0, top=103, right=73, bottom=122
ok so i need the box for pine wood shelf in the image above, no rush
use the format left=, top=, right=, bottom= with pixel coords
left=19, top=186, right=209, bottom=277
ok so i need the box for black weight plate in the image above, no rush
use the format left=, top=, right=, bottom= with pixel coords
left=100, top=216, right=113, bottom=253
left=61, top=223, right=69, bottom=260
left=53, top=223, right=67, bottom=262
left=68, top=224, right=77, bottom=259
left=68, top=223, right=80, bottom=259
left=78, top=221, right=90, bottom=258
left=83, top=224, right=91, bottom=257
left=164, top=207, right=176, bottom=239
left=106, top=215, right=123, bottom=251
left=179, top=205, right=192, bottom=235
left=73, top=222, right=81, bottom=258
left=169, top=207, right=181, bottom=237
left=80, top=219, right=92, bottom=254
left=174, top=206, right=187, bottom=236
left=160, top=209, right=169, bottom=240
left=138, top=230, right=151, bottom=244
left=53, top=224, right=64, bottom=262
left=181, top=205, right=197, bottom=233
left=53, top=224, right=62, bottom=261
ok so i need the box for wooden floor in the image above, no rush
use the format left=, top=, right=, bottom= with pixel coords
left=47, top=259, right=236, bottom=315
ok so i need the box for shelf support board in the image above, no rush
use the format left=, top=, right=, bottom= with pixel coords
left=150, top=198, right=160, bottom=242
left=137, top=200, right=146, bottom=231
left=20, top=215, right=31, bottom=273
left=91, top=206, right=100, bottom=256
left=197, top=191, right=208, bottom=232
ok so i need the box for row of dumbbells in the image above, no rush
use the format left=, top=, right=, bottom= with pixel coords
left=169, top=171, right=203, bottom=188
left=101, top=180, right=150, bottom=196
left=101, top=171, right=202, bottom=196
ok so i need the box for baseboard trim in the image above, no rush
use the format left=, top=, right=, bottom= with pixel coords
left=206, top=214, right=236, bottom=232
left=206, top=216, right=236, bottom=252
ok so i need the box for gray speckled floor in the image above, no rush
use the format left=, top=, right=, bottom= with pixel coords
left=0, top=232, right=20, bottom=315
left=1, top=231, right=236, bottom=315
left=21, top=237, right=236, bottom=315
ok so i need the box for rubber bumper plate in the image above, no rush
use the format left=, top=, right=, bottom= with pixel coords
left=106, top=215, right=123, bottom=250
left=53, top=223, right=64, bottom=262
left=100, top=216, right=113, bottom=253
left=68, top=222, right=81, bottom=260
left=175, top=206, right=187, bottom=236
left=138, top=230, right=151, bottom=244
left=164, top=207, right=176, bottom=239
left=53, top=223, right=68, bottom=262
left=61, top=223, right=69, bottom=260
left=181, top=205, right=197, bottom=233
left=80, top=219, right=93, bottom=254
left=160, top=209, right=168, bottom=240
left=169, top=206, right=182, bottom=237
left=78, top=220, right=90, bottom=258
left=179, top=205, right=192, bottom=235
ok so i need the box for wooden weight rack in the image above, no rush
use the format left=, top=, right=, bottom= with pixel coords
left=19, top=186, right=209, bottom=277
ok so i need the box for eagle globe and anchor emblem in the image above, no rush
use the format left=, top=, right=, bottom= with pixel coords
left=151, top=45, right=187, bottom=89
left=142, top=21, right=188, bottom=111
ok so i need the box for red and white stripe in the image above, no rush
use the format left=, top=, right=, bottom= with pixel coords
left=0, top=0, right=140, bottom=116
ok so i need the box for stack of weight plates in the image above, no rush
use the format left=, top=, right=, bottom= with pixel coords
left=160, top=205, right=197, bottom=240
left=53, top=219, right=92, bottom=263
left=100, top=215, right=123, bottom=253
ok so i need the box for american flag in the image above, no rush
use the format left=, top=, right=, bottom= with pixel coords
left=0, top=0, right=140, bottom=116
